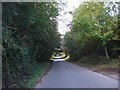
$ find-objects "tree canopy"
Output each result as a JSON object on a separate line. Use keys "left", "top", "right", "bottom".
{"left": 2, "top": 2, "right": 61, "bottom": 88}
{"left": 63, "top": 2, "right": 119, "bottom": 62}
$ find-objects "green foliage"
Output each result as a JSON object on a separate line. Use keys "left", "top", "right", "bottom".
{"left": 73, "top": 57, "right": 118, "bottom": 69}
{"left": 63, "top": 2, "right": 119, "bottom": 61}
{"left": 76, "top": 55, "right": 109, "bottom": 65}
{"left": 25, "top": 63, "right": 50, "bottom": 88}
{"left": 2, "top": 2, "right": 61, "bottom": 88}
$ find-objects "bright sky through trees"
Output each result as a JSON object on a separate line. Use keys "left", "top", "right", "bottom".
{"left": 56, "top": 0, "right": 119, "bottom": 36}
{"left": 57, "top": 0, "right": 81, "bottom": 35}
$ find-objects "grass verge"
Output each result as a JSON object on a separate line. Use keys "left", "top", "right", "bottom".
{"left": 24, "top": 62, "right": 52, "bottom": 88}
{"left": 74, "top": 60, "right": 118, "bottom": 69}
{"left": 70, "top": 55, "right": 119, "bottom": 80}
{"left": 71, "top": 55, "right": 118, "bottom": 68}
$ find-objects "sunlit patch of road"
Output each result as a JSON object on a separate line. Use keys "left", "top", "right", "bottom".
{"left": 54, "top": 59, "right": 65, "bottom": 62}
{"left": 53, "top": 54, "right": 65, "bottom": 62}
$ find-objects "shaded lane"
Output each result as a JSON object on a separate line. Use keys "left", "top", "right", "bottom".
{"left": 36, "top": 61, "right": 118, "bottom": 88}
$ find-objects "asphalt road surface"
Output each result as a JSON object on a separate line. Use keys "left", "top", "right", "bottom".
{"left": 36, "top": 61, "right": 118, "bottom": 88}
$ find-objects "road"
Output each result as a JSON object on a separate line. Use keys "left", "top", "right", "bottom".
{"left": 36, "top": 61, "right": 118, "bottom": 88}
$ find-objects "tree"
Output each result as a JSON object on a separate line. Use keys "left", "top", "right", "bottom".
{"left": 63, "top": 2, "right": 119, "bottom": 61}
{"left": 2, "top": 2, "right": 61, "bottom": 88}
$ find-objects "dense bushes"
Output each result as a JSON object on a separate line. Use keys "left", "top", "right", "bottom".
{"left": 2, "top": 2, "right": 61, "bottom": 88}
{"left": 63, "top": 2, "right": 119, "bottom": 62}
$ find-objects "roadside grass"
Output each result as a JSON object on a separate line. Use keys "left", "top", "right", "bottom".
{"left": 77, "top": 60, "right": 118, "bottom": 69}
{"left": 23, "top": 62, "right": 51, "bottom": 88}
{"left": 70, "top": 55, "right": 119, "bottom": 69}
{"left": 70, "top": 56, "right": 119, "bottom": 80}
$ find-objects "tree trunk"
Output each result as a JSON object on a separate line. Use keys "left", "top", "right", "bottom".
{"left": 104, "top": 46, "right": 109, "bottom": 60}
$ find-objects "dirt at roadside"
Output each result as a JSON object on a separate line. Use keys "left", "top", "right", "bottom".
{"left": 84, "top": 66, "right": 119, "bottom": 80}
{"left": 71, "top": 61, "right": 119, "bottom": 80}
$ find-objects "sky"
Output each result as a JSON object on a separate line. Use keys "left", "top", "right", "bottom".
{"left": 56, "top": 0, "right": 82, "bottom": 35}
